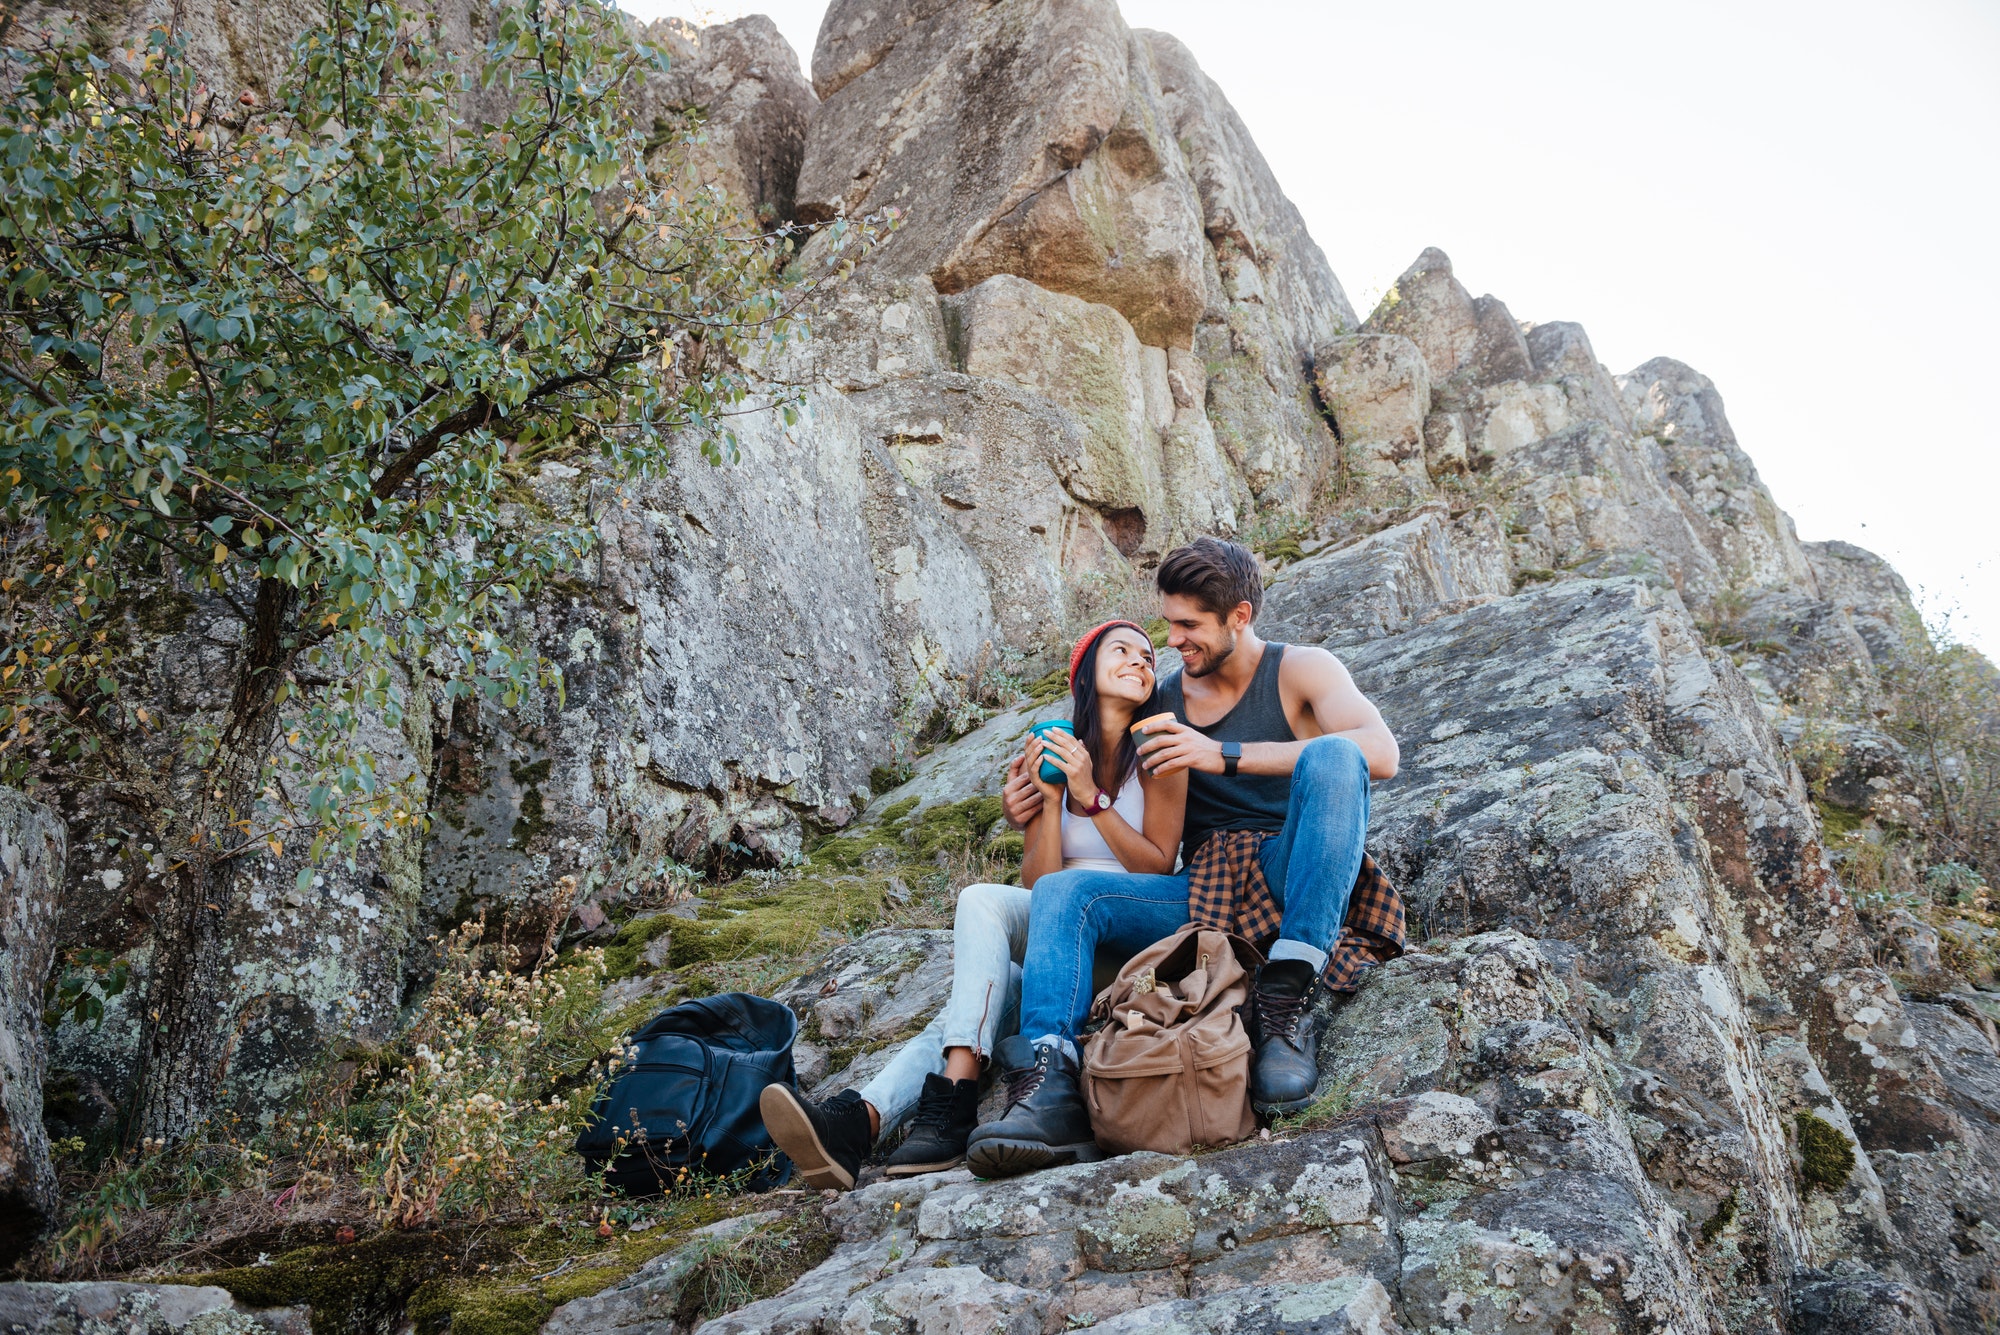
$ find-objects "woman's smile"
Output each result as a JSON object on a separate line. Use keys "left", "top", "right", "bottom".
{"left": 1092, "top": 628, "right": 1157, "bottom": 705}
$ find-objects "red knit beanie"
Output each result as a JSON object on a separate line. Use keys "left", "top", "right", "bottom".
{"left": 1068, "top": 620, "right": 1149, "bottom": 689}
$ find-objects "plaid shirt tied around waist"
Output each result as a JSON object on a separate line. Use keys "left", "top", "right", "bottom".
{"left": 1183, "top": 829, "right": 1405, "bottom": 993}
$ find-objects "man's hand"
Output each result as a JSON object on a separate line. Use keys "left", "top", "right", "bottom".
{"left": 1002, "top": 753, "right": 1045, "bottom": 828}
{"left": 1032, "top": 730, "right": 1101, "bottom": 808}
{"left": 1136, "top": 719, "right": 1225, "bottom": 777}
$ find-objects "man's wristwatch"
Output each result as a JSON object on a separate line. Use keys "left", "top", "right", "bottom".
{"left": 1221, "top": 741, "right": 1241, "bottom": 776}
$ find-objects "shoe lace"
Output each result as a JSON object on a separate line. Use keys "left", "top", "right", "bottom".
{"left": 1001, "top": 1048, "right": 1052, "bottom": 1112}
{"left": 1255, "top": 984, "right": 1309, "bottom": 1045}
{"left": 909, "top": 1081, "right": 960, "bottom": 1131}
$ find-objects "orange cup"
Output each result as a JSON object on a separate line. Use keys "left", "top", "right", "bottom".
{"left": 1130, "top": 712, "right": 1177, "bottom": 773}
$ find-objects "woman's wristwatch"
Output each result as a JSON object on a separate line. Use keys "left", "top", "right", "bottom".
{"left": 1089, "top": 789, "right": 1113, "bottom": 813}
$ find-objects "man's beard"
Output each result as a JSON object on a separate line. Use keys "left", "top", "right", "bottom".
{"left": 1183, "top": 632, "right": 1236, "bottom": 678}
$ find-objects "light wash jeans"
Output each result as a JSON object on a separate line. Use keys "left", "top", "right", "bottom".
{"left": 855, "top": 881, "right": 1029, "bottom": 1142}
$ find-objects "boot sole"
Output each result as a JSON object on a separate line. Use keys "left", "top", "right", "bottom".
{"left": 881, "top": 1153, "right": 965, "bottom": 1178}
{"left": 965, "top": 1135, "right": 1103, "bottom": 1180}
{"left": 759, "top": 1085, "right": 855, "bottom": 1191}
{"left": 1252, "top": 1094, "right": 1315, "bottom": 1116}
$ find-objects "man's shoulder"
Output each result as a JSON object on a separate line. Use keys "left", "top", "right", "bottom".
{"left": 1275, "top": 642, "right": 1358, "bottom": 702}
{"left": 1275, "top": 642, "right": 1346, "bottom": 675}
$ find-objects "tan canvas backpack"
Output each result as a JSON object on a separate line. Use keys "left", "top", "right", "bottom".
{"left": 1079, "top": 927, "right": 1262, "bottom": 1155}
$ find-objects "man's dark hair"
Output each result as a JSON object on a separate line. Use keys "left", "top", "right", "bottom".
{"left": 1156, "top": 537, "right": 1262, "bottom": 621}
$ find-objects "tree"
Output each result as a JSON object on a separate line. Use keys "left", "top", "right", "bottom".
{"left": 0, "top": 0, "right": 873, "bottom": 1142}
{"left": 1882, "top": 611, "right": 2000, "bottom": 885}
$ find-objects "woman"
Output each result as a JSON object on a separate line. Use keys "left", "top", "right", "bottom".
{"left": 760, "top": 620, "right": 1187, "bottom": 1190}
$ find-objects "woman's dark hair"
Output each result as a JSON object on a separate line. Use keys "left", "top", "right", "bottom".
{"left": 1156, "top": 537, "right": 1262, "bottom": 621}
{"left": 1070, "top": 631, "right": 1158, "bottom": 799}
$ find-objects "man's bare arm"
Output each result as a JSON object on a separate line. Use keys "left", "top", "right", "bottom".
{"left": 1137, "top": 646, "right": 1399, "bottom": 780}
{"left": 1273, "top": 646, "right": 1398, "bottom": 777}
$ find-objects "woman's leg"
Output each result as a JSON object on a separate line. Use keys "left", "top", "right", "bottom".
{"left": 946, "top": 960, "right": 1022, "bottom": 1079}
{"left": 855, "top": 882, "right": 1029, "bottom": 1139}
{"left": 937, "top": 882, "right": 1031, "bottom": 1058}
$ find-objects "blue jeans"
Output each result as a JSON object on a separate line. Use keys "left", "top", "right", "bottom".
{"left": 1016, "top": 735, "right": 1372, "bottom": 1043}
{"left": 856, "top": 881, "right": 1028, "bottom": 1141}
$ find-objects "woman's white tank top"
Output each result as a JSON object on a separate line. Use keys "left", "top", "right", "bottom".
{"left": 1059, "top": 772, "right": 1147, "bottom": 872}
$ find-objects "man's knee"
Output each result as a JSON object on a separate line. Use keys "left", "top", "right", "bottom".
{"left": 1027, "top": 869, "right": 1086, "bottom": 919}
{"left": 1297, "top": 734, "right": 1368, "bottom": 791}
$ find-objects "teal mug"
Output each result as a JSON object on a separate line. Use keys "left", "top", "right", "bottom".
{"left": 1030, "top": 719, "right": 1076, "bottom": 784}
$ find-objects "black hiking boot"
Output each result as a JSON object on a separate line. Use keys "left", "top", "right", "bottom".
{"left": 1250, "top": 958, "right": 1324, "bottom": 1115}
{"left": 760, "top": 1085, "right": 872, "bottom": 1191}
{"left": 882, "top": 1073, "right": 981, "bottom": 1178}
{"left": 964, "top": 1035, "right": 1102, "bottom": 1179}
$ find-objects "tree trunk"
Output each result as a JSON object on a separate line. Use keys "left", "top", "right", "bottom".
{"left": 130, "top": 577, "right": 295, "bottom": 1144}
{"left": 131, "top": 852, "right": 238, "bottom": 1142}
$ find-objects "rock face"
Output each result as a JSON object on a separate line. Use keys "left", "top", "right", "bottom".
{"left": 696, "top": 1132, "right": 1404, "bottom": 1334}
{"left": 0, "top": 1281, "right": 309, "bottom": 1335}
{"left": 1257, "top": 505, "right": 1513, "bottom": 649}
{"left": 0, "top": 791, "right": 65, "bottom": 1266}
{"left": 798, "top": 0, "right": 1209, "bottom": 348}
{"left": 9, "top": 0, "right": 1995, "bottom": 1322}
{"left": 633, "top": 16, "right": 816, "bottom": 223}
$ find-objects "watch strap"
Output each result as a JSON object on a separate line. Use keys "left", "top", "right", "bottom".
{"left": 1222, "top": 741, "right": 1242, "bottom": 776}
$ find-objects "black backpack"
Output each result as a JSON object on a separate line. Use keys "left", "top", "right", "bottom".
{"left": 576, "top": 992, "right": 798, "bottom": 1194}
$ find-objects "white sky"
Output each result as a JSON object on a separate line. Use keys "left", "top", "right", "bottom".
{"left": 627, "top": 0, "right": 2000, "bottom": 657}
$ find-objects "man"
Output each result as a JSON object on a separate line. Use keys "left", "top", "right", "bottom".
{"left": 964, "top": 537, "right": 1404, "bottom": 1177}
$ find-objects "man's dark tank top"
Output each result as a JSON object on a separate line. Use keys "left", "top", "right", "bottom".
{"left": 1157, "top": 642, "right": 1295, "bottom": 861}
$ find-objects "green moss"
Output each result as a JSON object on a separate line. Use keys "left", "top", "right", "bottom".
{"left": 1258, "top": 534, "right": 1306, "bottom": 567}
{"left": 408, "top": 1283, "right": 548, "bottom": 1335}
{"left": 986, "top": 831, "right": 1025, "bottom": 867}
{"left": 1024, "top": 668, "right": 1069, "bottom": 704}
{"left": 1513, "top": 568, "right": 1560, "bottom": 588}
{"left": 667, "top": 876, "right": 887, "bottom": 967}
{"left": 909, "top": 796, "right": 1006, "bottom": 861}
{"left": 188, "top": 1229, "right": 463, "bottom": 1335}
{"left": 603, "top": 912, "right": 677, "bottom": 980}
{"left": 1795, "top": 1111, "right": 1855, "bottom": 1193}
{"left": 189, "top": 1205, "right": 749, "bottom": 1335}
{"left": 1814, "top": 801, "right": 1866, "bottom": 842}
{"left": 1699, "top": 1189, "right": 1738, "bottom": 1246}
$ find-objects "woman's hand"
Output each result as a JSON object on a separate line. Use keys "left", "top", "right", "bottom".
{"left": 1034, "top": 730, "right": 1101, "bottom": 810}
{"left": 1022, "top": 734, "right": 1068, "bottom": 808}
